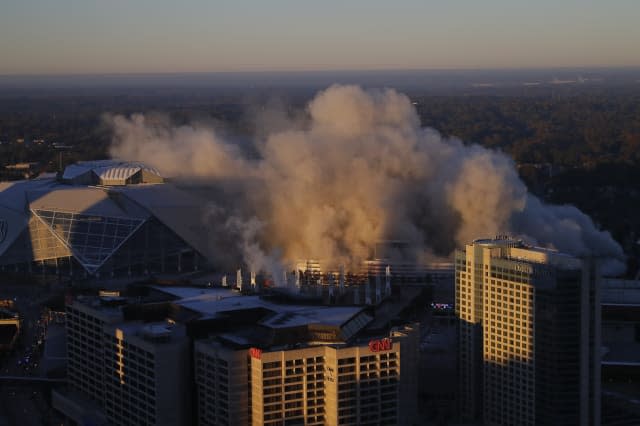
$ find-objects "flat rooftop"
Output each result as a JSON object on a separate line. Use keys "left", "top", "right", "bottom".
{"left": 602, "top": 279, "right": 640, "bottom": 306}
{"left": 470, "top": 238, "right": 581, "bottom": 270}
{"left": 153, "top": 286, "right": 366, "bottom": 329}
{"left": 261, "top": 306, "right": 365, "bottom": 329}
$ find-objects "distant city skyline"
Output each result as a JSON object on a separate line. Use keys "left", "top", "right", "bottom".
{"left": 1, "top": 0, "right": 639, "bottom": 75}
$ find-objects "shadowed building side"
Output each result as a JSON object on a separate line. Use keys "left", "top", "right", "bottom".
{"left": 456, "top": 237, "right": 600, "bottom": 426}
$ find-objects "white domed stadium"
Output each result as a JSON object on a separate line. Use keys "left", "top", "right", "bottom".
{"left": 60, "top": 160, "right": 164, "bottom": 186}
{"left": 0, "top": 160, "right": 211, "bottom": 278}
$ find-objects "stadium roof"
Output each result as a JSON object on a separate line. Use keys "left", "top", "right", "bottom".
{"left": 62, "top": 160, "right": 162, "bottom": 185}
{"left": 0, "top": 162, "right": 211, "bottom": 274}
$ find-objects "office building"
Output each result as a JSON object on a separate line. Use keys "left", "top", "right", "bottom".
{"left": 55, "top": 296, "right": 191, "bottom": 426}
{"left": 599, "top": 278, "right": 640, "bottom": 424}
{"left": 185, "top": 284, "right": 419, "bottom": 426}
{"left": 456, "top": 237, "right": 600, "bottom": 426}
{"left": 195, "top": 325, "right": 418, "bottom": 426}
{"left": 601, "top": 278, "right": 640, "bottom": 372}
{"left": 55, "top": 285, "right": 420, "bottom": 426}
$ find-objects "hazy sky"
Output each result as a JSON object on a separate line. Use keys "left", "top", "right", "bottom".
{"left": 1, "top": 0, "right": 639, "bottom": 75}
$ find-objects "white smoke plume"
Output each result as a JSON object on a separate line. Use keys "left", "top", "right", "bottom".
{"left": 106, "top": 85, "right": 625, "bottom": 275}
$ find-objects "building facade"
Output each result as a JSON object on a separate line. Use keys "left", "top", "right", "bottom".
{"left": 55, "top": 297, "right": 191, "bottom": 426}
{"left": 456, "top": 238, "right": 600, "bottom": 426}
{"left": 195, "top": 325, "right": 418, "bottom": 426}
{"left": 55, "top": 286, "right": 421, "bottom": 426}
{"left": 194, "top": 340, "right": 251, "bottom": 426}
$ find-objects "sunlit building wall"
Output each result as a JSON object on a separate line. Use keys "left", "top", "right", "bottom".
{"left": 103, "top": 322, "right": 190, "bottom": 426}
{"left": 455, "top": 238, "right": 600, "bottom": 426}
{"left": 60, "top": 298, "right": 191, "bottom": 426}
{"left": 194, "top": 325, "right": 419, "bottom": 426}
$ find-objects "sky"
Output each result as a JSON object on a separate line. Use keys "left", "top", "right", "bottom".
{"left": 1, "top": 0, "right": 639, "bottom": 75}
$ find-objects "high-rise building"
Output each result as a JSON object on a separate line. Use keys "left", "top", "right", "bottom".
{"left": 54, "top": 285, "right": 421, "bottom": 426}
{"left": 600, "top": 279, "right": 640, "bottom": 425}
{"left": 54, "top": 296, "right": 192, "bottom": 426}
{"left": 455, "top": 237, "right": 600, "bottom": 426}
{"left": 195, "top": 325, "right": 418, "bottom": 426}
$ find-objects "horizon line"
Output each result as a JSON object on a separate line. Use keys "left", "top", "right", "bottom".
{"left": 2, "top": 65, "right": 640, "bottom": 79}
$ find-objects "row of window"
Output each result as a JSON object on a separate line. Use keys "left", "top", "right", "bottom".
{"left": 262, "top": 356, "right": 325, "bottom": 371}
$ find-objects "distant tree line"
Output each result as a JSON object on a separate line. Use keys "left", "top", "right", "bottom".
{"left": 1, "top": 89, "right": 639, "bottom": 169}
{"left": 414, "top": 92, "right": 640, "bottom": 166}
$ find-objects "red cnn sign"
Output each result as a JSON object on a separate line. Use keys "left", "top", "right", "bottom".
{"left": 369, "top": 338, "right": 392, "bottom": 352}
{"left": 249, "top": 347, "right": 262, "bottom": 360}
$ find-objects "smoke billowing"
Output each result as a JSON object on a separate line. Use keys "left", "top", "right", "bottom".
{"left": 106, "top": 85, "right": 625, "bottom": 274}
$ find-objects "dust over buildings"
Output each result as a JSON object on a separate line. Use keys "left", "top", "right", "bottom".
{"left": 106, "top": 85, "right": 625, "bottom": 276}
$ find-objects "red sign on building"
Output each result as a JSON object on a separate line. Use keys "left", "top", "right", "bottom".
{"left": 369, "top": 338, "right": 393, "bottom": 352}
{"left": 249, "top": 347, "right": 262, "bottom": 360}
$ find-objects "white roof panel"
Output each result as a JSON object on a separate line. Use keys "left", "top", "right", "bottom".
{"left": 63, "top": 160, "right": 162, "bottom": 183}
{"left": 62, "top": 163, "right": 92, "bottom": 180}
{"left": 0, "top": 179, "right": 56, "bottom": 213}
{"left": 95, "top": 165, "right": 141, "bottom": 182}
{"left": 119, "top": 184, "right": 210, "bottom": 256}
{"left": 28, "top": 186, "right": 149, "bottom": 219}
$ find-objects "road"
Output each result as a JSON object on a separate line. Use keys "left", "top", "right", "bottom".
{"left": 0, "top": 280, "right": 67, "bottom": 425}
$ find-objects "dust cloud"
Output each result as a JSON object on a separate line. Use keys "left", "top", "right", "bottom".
{"left": 106, "top": 85, "right": 625, "bottom": 275}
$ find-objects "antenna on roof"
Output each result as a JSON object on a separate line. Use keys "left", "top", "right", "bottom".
{"left": 385, "top": 265, "right": 391, "bottom": 296}
{"left": 236, "top": 269, "right": 243, "bottom": 291}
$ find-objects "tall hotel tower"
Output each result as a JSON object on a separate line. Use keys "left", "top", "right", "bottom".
{"left": 455, "top": 237, "right": 600, "bottom": 426}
